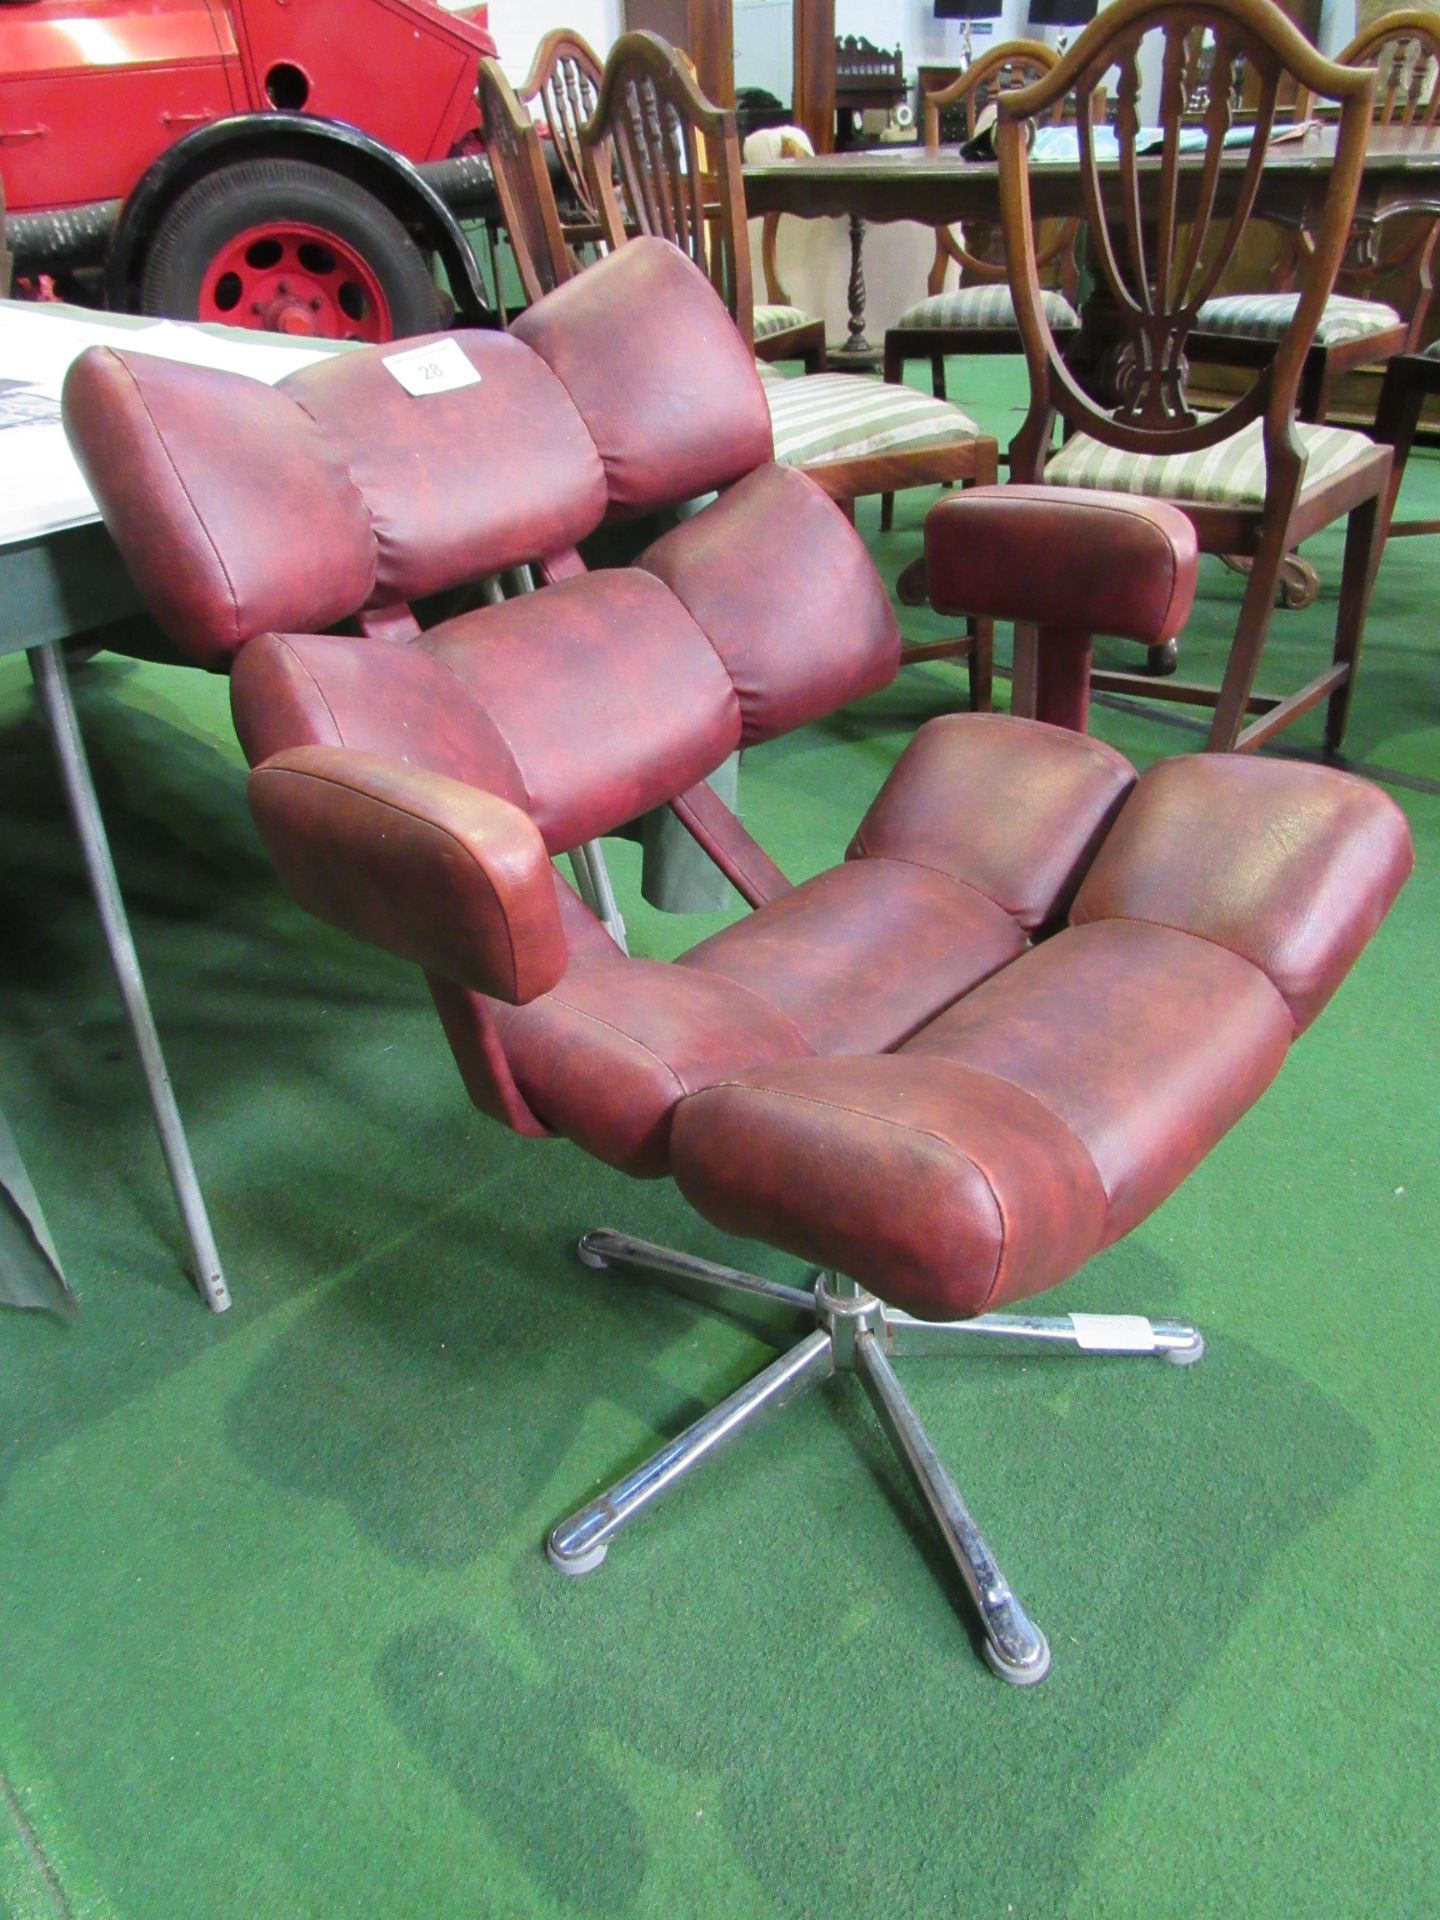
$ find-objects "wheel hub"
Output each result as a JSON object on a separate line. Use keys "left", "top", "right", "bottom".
{"left": 196, "top": 221, "right": 393, "bottom": 342}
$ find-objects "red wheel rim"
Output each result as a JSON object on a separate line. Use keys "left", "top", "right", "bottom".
{"left": 196, "top": 220, "right": 394, "bottom": 341}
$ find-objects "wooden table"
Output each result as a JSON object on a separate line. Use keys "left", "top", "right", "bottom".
{"left": 743, "top": 123, "right": 1440, "bottom": 235}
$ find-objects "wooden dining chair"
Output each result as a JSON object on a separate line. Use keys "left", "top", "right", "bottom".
{"left": 882, "top": 43, "right": 1083, "bottom": 405}
{"left": 515, "top": 29, "right": 608, "bottom": 261}
{"left": 997, "top": 0, "right": 1392, "bottom": 756}
{"left": 1191, "top": 11, "right": 1440, "bottom": 424}
{"left": 479, "top": 59, "right": 573, "bottom": 305}
{"left": 581, "top": 30, "right": 1000, "bottom": 699}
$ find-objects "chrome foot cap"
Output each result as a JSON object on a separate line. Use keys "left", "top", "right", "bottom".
{"left": 547, "top": 1533, "right": 608, "bottom": 1577}
{"left": 1165, "top": 1333, "right": 1206, "bottom": 1366}
{"left": 982, "top": 1631, "right": 1051, "bottom": 1687}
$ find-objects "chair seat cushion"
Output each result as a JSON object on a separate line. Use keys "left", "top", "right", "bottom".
{"left": 754, "top": 302, "right": 820, "bottom": 340}
{"left": 670, "top": 912, "right": 1292, "bottom": 1317}
{"left": 680, "top": 857, "right": 1027, "bottom": 1056}
{"left": 763, "top": 372, "right": 980, "bottom": 467}
{"left": 1044, "top": 417, "right": 1376, "bottom": 508}
{"left": 893, "top": 286, "right": 1080, "bottom": 332}
{"left": 671, "top": 1054, "right": 1109, "bottom": 1320}
{"left": 901, "top": 919, "right": 1293, "bottom": 1245}
{"left": 492, "top": 955, "right": 814, "bottom": 1177}
{"left": 1195, "top": 292, "right": 1403, "bottom": 348}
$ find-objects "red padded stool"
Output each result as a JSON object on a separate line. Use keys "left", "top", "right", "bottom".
{"left": 61, "top": 238, "right": 1412, "bottom": 1685}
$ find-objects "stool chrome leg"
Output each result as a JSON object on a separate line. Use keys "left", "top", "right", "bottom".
{"left": 854, "top": 1330, "right": 1051, "bottom": 1687}
{"left": 547, "top": 1327, "right": 833, "bottom": 1575}
{"left": 883, "top": 1307, "right": 1204, "bottom": 1366}
{"left": 578, "top": 1229, "right": 819, "bottom": 1315}
{"left": 566, "top": 840, "right": 628, "bottom": 953}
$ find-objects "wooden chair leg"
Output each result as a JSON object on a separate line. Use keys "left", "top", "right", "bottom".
{"left": 1297, "top": 347, "right": 1328, "bottom": 424}
{"left": 1374, "top": 360, "right": 1427, "bottom": 531}
{"left": 1207, "top": 528, "right": 1289, "bottom": 751}
{"left": 1324, "top": 490, "right": 1386, "bottom": 756}
{"left": 879, "top": 338, "right": 907, "bottom": 534}
{"left": 931, "top": 352, "right": 947, "bottom": 400}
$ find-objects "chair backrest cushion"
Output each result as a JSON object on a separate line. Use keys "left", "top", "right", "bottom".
{"left": 512, "top": 239, "right": 772, "bottom": 518}
{"left": 62, "top": 240, "right": 773, "bottom": 669}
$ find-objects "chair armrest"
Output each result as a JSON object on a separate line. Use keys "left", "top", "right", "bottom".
{"left": 247, "top": 746, "right": 567, "bottom": 1005}
{"left": 924, "top": 485, "right": 1197, "bottom": 646}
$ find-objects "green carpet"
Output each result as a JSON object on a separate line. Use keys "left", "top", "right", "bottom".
{"left": 1, "top": 360, "right": 1436, "bottom": 1919}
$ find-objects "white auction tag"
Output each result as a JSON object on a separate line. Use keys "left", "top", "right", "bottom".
{"left": 1068, "top": 1313, "right": 1157, "bottom": 1353}
{"left": 381, "top": 337, "right": 482, "bottom": 397}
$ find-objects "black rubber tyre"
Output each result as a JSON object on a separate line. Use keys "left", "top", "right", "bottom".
{"left": 138, "top": 157, "right": 443, "bottom": 341}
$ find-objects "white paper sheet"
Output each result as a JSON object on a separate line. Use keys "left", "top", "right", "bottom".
{"left": 0, "top": 303, "right": 348, "bottom": 546}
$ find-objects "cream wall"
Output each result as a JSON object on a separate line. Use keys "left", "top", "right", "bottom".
{"left": 486, "top": 0, "right": 623, "bottom": 79}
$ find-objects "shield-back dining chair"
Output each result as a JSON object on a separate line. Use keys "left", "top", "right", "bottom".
{"left": 1191, "top": 10, "right": 1440, "bottom": 425}
{"left": 997, "top": 0, "right": 1393, "bottom": 755}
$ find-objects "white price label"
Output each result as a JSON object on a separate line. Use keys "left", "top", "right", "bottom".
{"left": 1068, "top": 1313, "right": 1157, "bottom": 1354}
{"left": 381, "top": 337, "right": 482, "bottom": 397}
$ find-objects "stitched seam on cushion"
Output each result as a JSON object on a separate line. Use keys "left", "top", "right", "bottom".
{"left": 691, "top": 1081, "right": 1010, "bottom": 1306}
{"left": 285, "top": 388, "right": 382, "bottom": 608}
{"left": 1071, "top": 911, "right": 1300, "bottom": 1036}
{"left": 903, "top": 1059, "right": 1108, "bottom": 1223}
{"left": 632, "top": 563, "right": 751, "bottom": 737}
{"left": 545, "top": 980, "right": 810, "bottom": 1099}
{"left": 844, "top": 849, "right": 1041, "bottom": 929}
{"left": 266, "top": 638, "right": 345, "bottom": 746}
{"left": 114, "top": 354, "right": 244, "bottom": 649}
{"left": 262, "top": 764, "right": 525, "bottom": 996}
{"left": 667, "top": 958, "right": 812, "bottom": 1056}
{"left": 415, "top": 644, "right": 532, "bottom": 813}
{"left": 535, "top": 994, "right": 688, "bottom": 1100}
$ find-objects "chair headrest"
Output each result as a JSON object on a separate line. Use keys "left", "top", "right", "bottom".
{"left": 62, "top": 239, "right": 774, "bottom": 670}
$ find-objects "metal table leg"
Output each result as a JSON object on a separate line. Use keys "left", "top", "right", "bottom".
{"left": 29, "top": 642, "right": 231, "bottom": 1312}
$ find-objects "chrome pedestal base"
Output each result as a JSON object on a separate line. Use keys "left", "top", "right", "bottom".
{"left": 548, "top": 1229, "right": 1205, "bottom": 1686}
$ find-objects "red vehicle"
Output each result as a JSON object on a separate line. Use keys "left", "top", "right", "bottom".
{"left": 0, "top": 0, "right": 501, "bottom": 338}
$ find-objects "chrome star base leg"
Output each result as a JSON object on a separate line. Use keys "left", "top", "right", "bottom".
{"left": 551, "top": 1232, "right": 1205, "bottom": 1685}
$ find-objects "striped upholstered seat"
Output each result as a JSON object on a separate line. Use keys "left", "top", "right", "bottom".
{"left": 893, "top": 286, "right": 1080, "bottom": 333}
{"left": 754, "top": 302, "right": 816, "bottom": 342}
{"left": 1196, "top": 292, "right": 1404, "bottom": 349}
{"left": 759, "top": 369, "right": 982, "bottom": 468}
{"left": 1045, "top": 417, "right": 1376, "bottom": 509}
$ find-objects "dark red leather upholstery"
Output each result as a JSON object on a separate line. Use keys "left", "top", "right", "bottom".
{"left": 61, "top": 237, "right": 1414, "bottom": 1329}
{"left": 925, "top": 486, "right": 1198, "bottom": 644}
{"left": 283, "top": 333, "right": 608, "bottom": 604}
{"left": 512, "top": 239, "right": 773, "bottom": 516}
{"left": 62, "top": 347, "right": 377, "bottom": 669}
{"left": 249, "top": 747, "right": 566, "bottom": 1004}
{"left": 847, "top": 715, "right": 1136, "bottom": 932}
{"left": 638, "top": 464, "right": 900, "bottom": 743}
{"left": 61, "top": 238, "right": 775, "bottom": 671}
{"left": 670, "top": 1056, "right": 1109, "bottom": 1320}
{"left": 1070, "top": 754, "right": 1413, "bottom": 1033}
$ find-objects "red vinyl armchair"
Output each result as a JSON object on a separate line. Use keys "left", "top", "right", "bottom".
{"left": 62, "top": 240, "right": 1411, "bottom": 1684}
